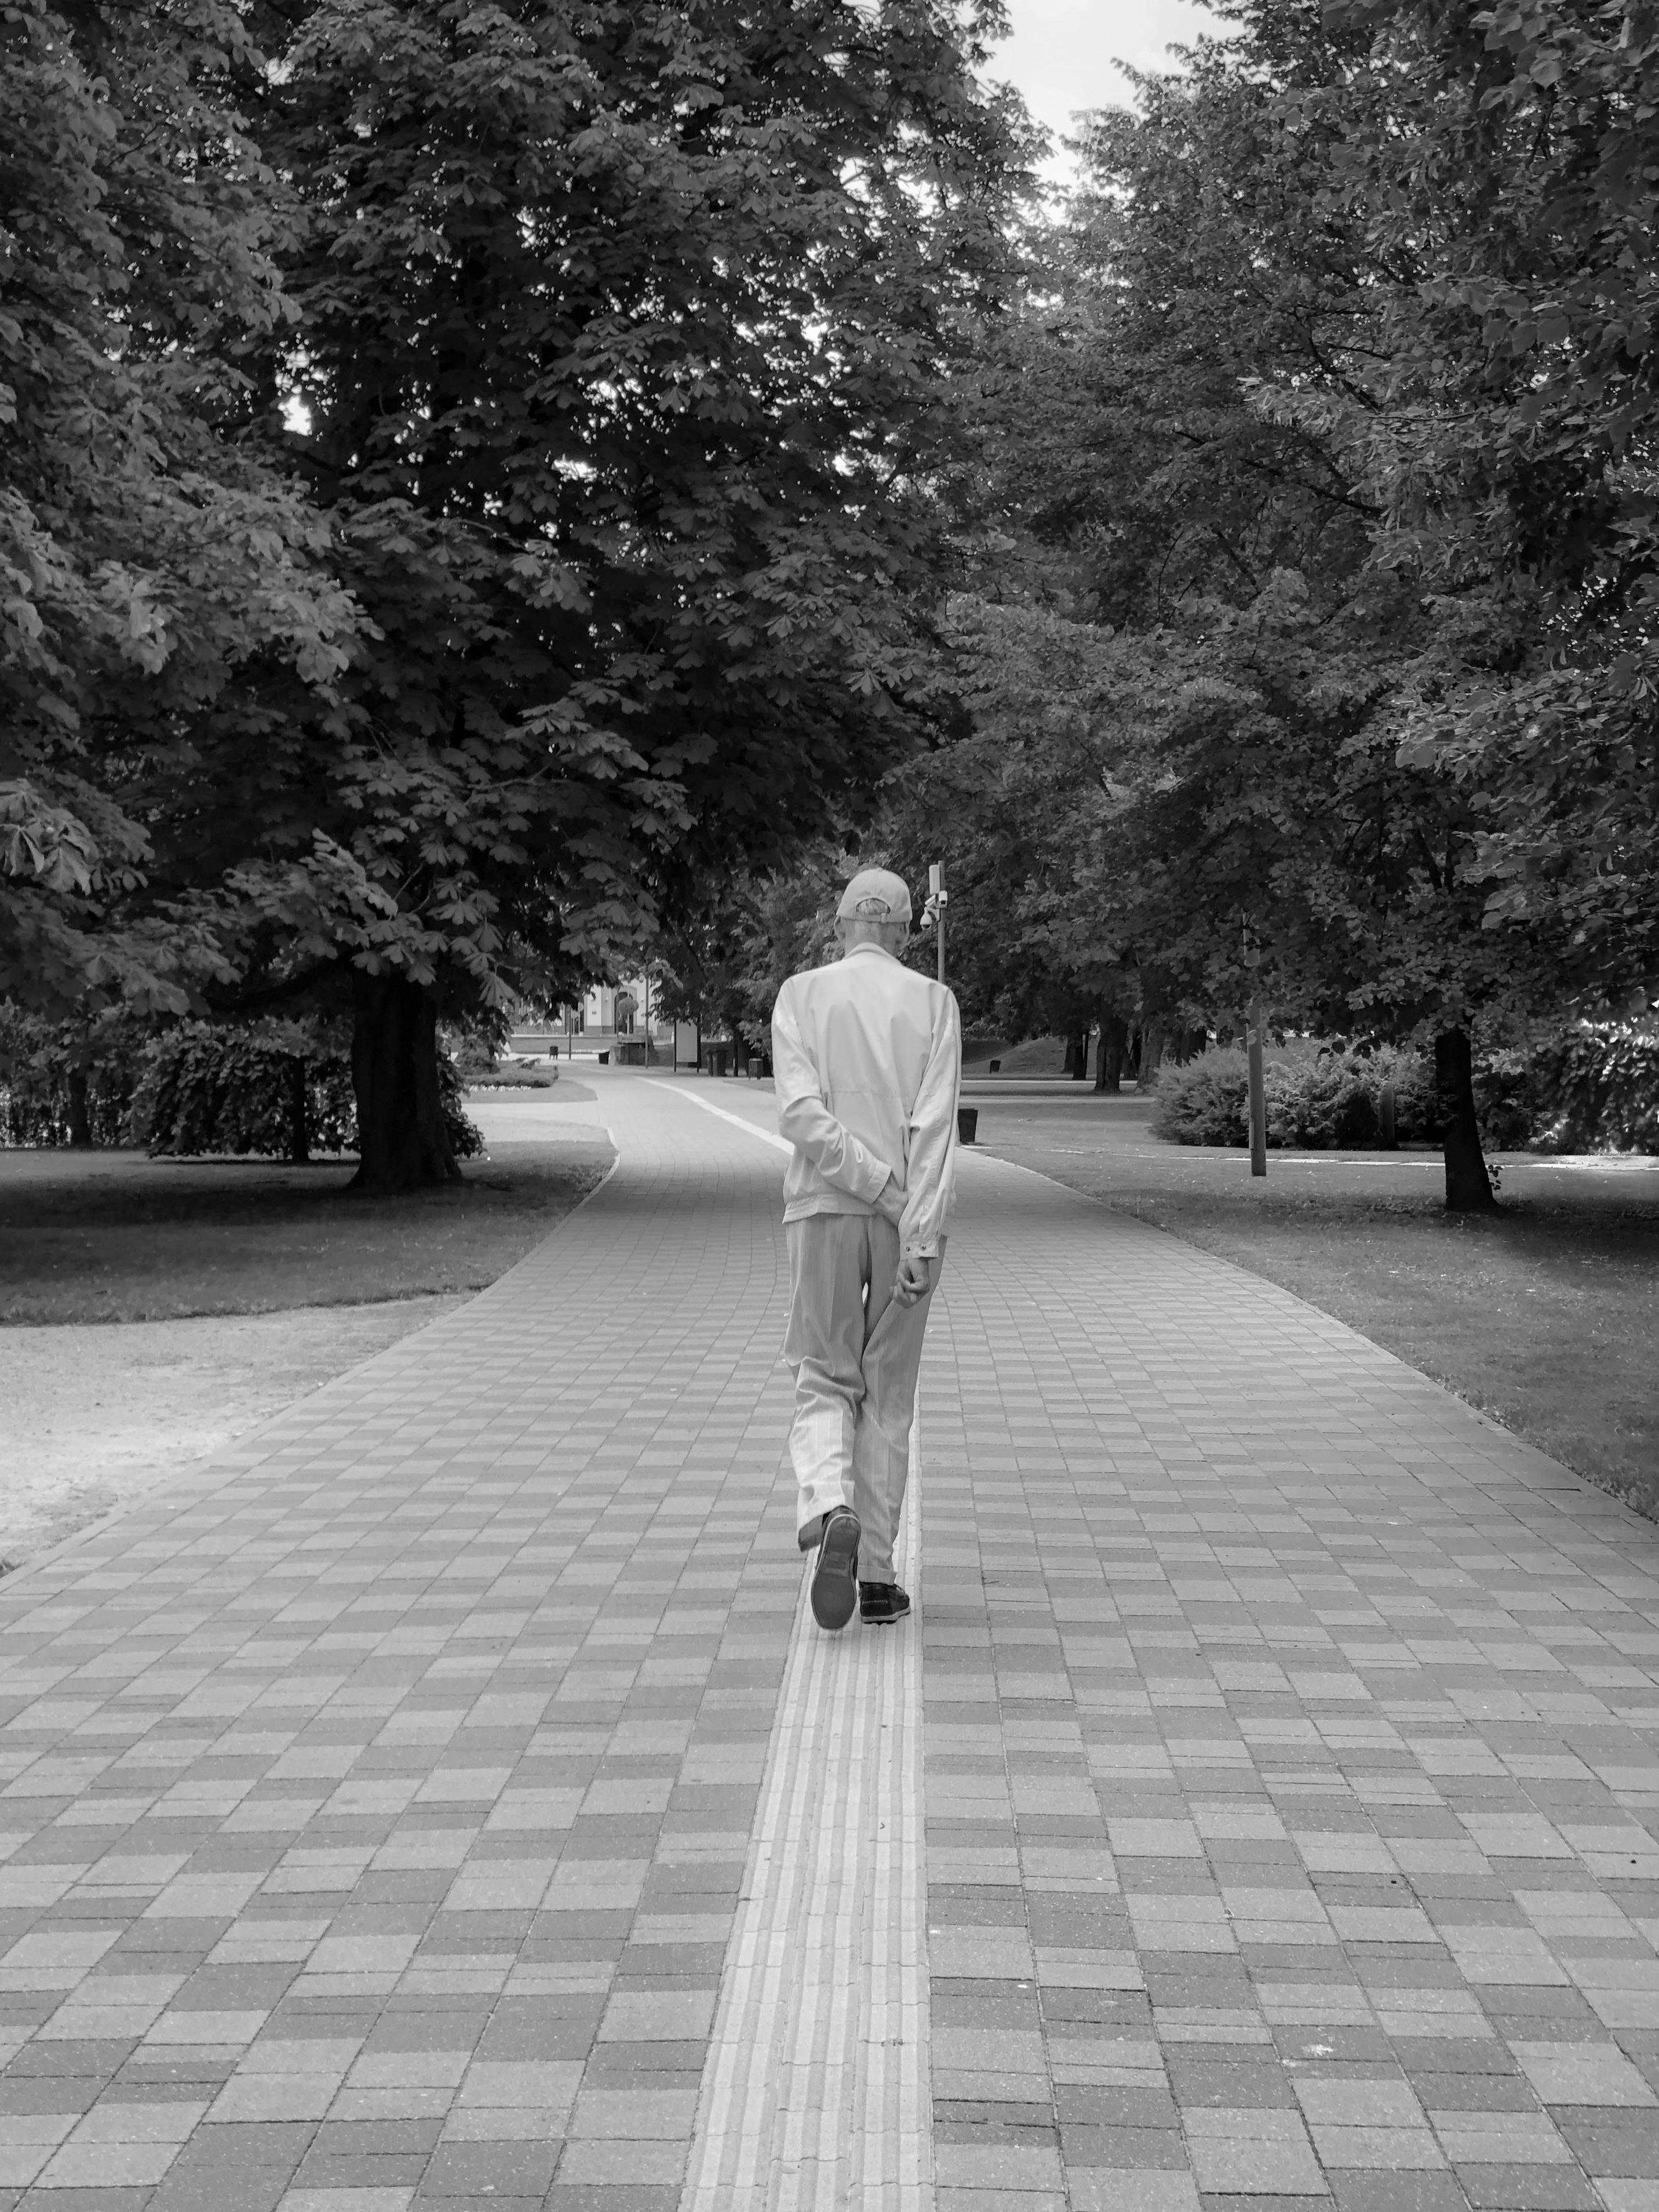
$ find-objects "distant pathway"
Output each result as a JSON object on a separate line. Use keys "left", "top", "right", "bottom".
{"left": 2, "top": 1072, "right": 1658, "bottom": 2212}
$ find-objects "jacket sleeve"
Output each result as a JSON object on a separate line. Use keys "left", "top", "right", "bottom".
{"left": 899, "top": 987, "right": 961, "bottom": 1259}
{"left": 772, "top": 981, "right": 895, "bottom": 1202}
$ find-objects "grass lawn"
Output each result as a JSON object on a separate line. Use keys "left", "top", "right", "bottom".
{"left": 0, "top": 1088, "right": 612, "bottom": 1325}
{"left": 975, "top": 1089, "right": 1659, "bottom": 1515}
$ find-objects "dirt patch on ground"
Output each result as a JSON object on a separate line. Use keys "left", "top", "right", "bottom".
{"left": 0, "top": 1296, "right": 465, "bottom": 1562}
{"left": 0, "top": 1104, "right": 614, "bottom": 1561}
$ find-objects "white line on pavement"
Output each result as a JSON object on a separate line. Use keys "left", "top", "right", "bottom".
{"left": 645, "top": 1079, "right": 792, "bottom": 1154}
{"left": 680, "top": 1432, "right": 931, "bottom": 2211}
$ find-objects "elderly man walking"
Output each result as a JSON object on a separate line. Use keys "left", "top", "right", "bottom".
{"left": 771, "top": 868, "right": 961, "bottom": 1632}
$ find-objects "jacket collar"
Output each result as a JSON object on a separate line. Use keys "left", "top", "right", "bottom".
{"left": 844, "top": 941, "right": 899, "bottom": 964}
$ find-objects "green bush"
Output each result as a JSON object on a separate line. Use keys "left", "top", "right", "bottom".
{"left": 450, "top": 1033, "right": 499, "bottom": 1083}
{"left": 1151, "top": 1046, "right": 1252, "bottom": 1145}
{"left": 1472, "top": 1023, "right": 1658, "bottom": 1153}
{"left": 127, "top": 1023, "right": 483, "bottom": 1161}
{"left": 0, "top": 1011, "right": 136, "bottom": 1146}
{"left": 1270, "top": 1043, "right": 1438, "bottom": 1148}
{"left": 1151, "top": 1026, "right": 1658, "bottom": 1153}
{"left": 1533, "top": 1023, "right": 1659, "bottom": 1154}
{"left": 129, "top": 1023, "right": 354, "bottom": 1158}
{"left": 1154, "top": 1042, "right": 1438, "bottom": 1149}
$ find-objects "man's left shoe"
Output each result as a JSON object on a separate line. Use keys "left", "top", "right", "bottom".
{"left": 859, "top": 1581, "right": 911, "bottom": 1626}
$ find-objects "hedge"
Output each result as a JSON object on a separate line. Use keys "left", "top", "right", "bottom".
{"left": 0, "top": 1011, "right": 136, "bottom": 1146}
{"left": 1153, "top": 1043, "right": 1439, "bottom": 1149}
{"left": 128, "top": 1023, "right": 483, "bottom": 1162}
{"left": 1481, "top": 1022, "right": 1659, "bottom": 1154}
{"left": 1151, "top": 1026, "right": 1659, "bottom": 1153}
{"left": 128, "top": 1024, "right": 357, "bottom": 1160}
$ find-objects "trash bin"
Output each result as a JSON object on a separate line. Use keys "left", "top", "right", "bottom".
{"left": 748, "top": 1057, "right": 763, "bottom": 1079}
{"left": 988, "top": 1058, "right": 1001, "bottom": 1074}
{"left": 957, "top": 1106, "right": 978, "bottom": 1145}
{"left": 597, "top": 1049, "right": 610, "bottom": 1065}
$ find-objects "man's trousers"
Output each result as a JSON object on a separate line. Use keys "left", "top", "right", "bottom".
{"left": 783, "top": 1212, "right": 942, "bottom": 1584}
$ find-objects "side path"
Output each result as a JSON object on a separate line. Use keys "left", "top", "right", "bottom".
{"left": 0, "top": 1077, "right": 810, "bottom": 2210}
{"left": 927, "top": 1150, "right": 1659, "bottom": 2212}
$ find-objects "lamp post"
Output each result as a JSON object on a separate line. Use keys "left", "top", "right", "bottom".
{"left": 1244, "top": 927, "right": 1266, "bottom": 1179}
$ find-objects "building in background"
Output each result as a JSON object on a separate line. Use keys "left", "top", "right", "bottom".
{"left": 510, "top": 977, "right": 695, "bottom": 1066}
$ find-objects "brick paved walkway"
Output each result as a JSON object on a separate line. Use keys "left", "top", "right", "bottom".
{"left": 4, "top": 1072, "right": 1659, "bottom": 2212}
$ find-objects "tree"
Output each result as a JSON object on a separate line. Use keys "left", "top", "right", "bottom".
{"left": 891, "top": 0, "right": 1583, "bottom": 1206}
{"left": 1, "top": 0, "right": 359, "bottom": 1029}
{"left": 212, "top": 0, "right": 1030, "bottom": 1187}
{"left": 1301, "top": 0, "right": 1659, "bottom": 1019}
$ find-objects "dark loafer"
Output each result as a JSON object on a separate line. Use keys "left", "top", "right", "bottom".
{"left": 859, "top": 1581, "right": 911, "bottom": 1626}
{"left": 810, "top": 1508, "right": 861, "bottom": 1631}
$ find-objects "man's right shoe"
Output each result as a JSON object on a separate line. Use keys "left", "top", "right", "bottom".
{"left": 859, "top": 1581, "right": 911, "bottom": 1626}
{"left": 810, "top": 1507, "right": 861, "bottom": 1631}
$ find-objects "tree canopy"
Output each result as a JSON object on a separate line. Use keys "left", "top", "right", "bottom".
{"left": 1, "top": 0, "right": 356, "bottom": 1019}
{"left": 3, "top": 0, "right": 1030, "bottom": 1182}
{"left": 854, "top": 0, "right": 1656, "bottom": 1204}
{"left": 4, "top": 0, "right": 1654, "bottom": 1198}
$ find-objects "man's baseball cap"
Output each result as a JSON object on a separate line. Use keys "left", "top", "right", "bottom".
{"left": 835, "top": 867, "right": 913, "bottom": 921}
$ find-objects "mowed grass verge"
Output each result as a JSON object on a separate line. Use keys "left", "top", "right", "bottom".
{"left": 0, "top": 1092, "right": 612, "bottom": 1325}
{"left": 975, "top": 1091, "right": 1659, "bottom": 1517}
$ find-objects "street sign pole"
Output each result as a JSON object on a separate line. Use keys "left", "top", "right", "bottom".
{"left": 928, "top": 861, "right": 946, "bottom": 985}
{"left": 1248, "top": 994, "right": 1267, "bottom": 1178}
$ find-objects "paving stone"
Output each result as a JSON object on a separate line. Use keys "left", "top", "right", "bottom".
{"left": 0, "top": 1085, "right": 785, "bottom": 2210}
{"left": 9, "top": 1074, "right": 1659, "bottom": 2211}
{"left": 918, "top": 1138, "right": 1659, "bottom": 2212}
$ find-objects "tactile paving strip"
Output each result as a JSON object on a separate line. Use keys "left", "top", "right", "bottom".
{"left": 681, "top": 1440, "right": 930, "bottom": 2211}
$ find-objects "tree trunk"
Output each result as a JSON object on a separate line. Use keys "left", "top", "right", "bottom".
{"left": 287, "top": 1056, "right": 311, "bottom": 1166}
{"left": 1138, "top": 1022, "right": 1166, "bottom": 1085}
{"left": 1095, "top": 1011, "right": 1127, "bottom": 1093}
{"left": 349, "top": 970, "right": 461, "bottom": 1193}
{"left": 1069, "top": 1028, "right": 1089, "bottom": 1080}
{"left": 65, "top": 1067, "right": 93, "bottom": 1149}
{"left": 1434, "top": 1026, "right": 1497, "bottom": 1212}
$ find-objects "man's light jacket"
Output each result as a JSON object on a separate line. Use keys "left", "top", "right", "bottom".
{"left": 771, "top": 941, "right": 961, "bottom": 1259}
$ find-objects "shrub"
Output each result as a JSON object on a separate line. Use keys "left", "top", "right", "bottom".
{"left": 0, "top": 1011, "right": 137, "bottom": 1146}
{"left": 1532, "top": 1022, "right": 1659, "bottom": 1154}
{"left": 1472, "top": 1049, "right": 1536, "bottom": 1151}
{"left": 1151, "top": 1047, "right": 1251, "bottom": 1145}
{"left": 1266, "top": 1054, "right": 1374, "bottom": 1148}
{"left": 129, "top": 1023, "right": 353, "bottom": 1159}
{"left": 1373, "top": 1044, "right": 1440, "bottom": 1143}
{"left": 450, "top": 1033, "right": 499, "bottom": 1083}
{"left": 127, "top": 1023, "right": 483, "bottom": 1162}
{"left": 1154, "top": 1041, "right": 1438, "bottom": 1149}
{"left": 1152, "top": 1026, "right": 1659, "bottom": 1154}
